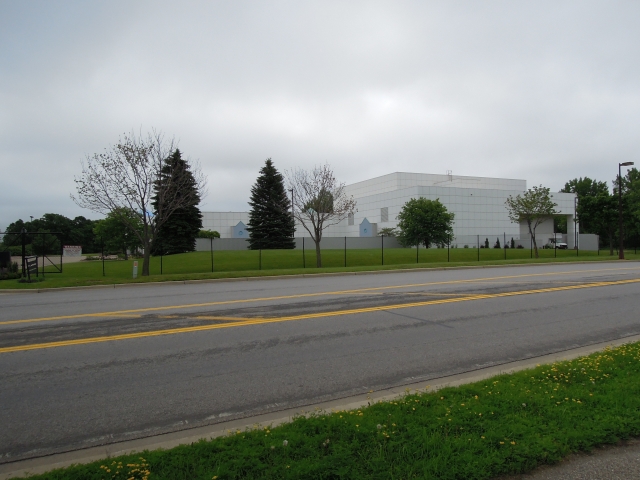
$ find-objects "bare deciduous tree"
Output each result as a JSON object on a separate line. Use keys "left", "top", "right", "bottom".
{"left": 71, "top": 130, "right": 207, "bottom": 276}
{"left": 287, "top": 164, "right": 356, "bottom": 267}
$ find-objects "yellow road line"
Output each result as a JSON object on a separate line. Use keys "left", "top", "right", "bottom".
{"left": 2, "top": 266, "right": 639, "bottom": 327}
{"left": 159, "top": 315, "right": 257, "bottom": 322}
{"left": 1, "top": 277, "right": 638, "bottom": 355}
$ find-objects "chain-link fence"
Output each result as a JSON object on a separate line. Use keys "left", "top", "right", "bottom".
{"left": 0, "top": 230, "right": 63, "bottom": 279}
{"left": 6, "top": 231, "right": 616, "bottom": 280}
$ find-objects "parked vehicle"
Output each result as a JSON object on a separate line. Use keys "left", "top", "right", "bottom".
{"left": 546, "top": 236, "right": 568, "bottom": 249}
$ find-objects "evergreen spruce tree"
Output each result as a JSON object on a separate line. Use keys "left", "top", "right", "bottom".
{"left": 247, "top": 158, "right": 295, "bottom": 250}
{"left": 152, "top": 149, "right": 202, "bottom": 255}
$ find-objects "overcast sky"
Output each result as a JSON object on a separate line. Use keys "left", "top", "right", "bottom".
{"left": 2, "top": 1, "right": 639, "bottom": 229}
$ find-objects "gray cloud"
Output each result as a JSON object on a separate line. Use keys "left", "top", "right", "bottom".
{"left": 2, "top": 1, "right": 639, "bottom": 228}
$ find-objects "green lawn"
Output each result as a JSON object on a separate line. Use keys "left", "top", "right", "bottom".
{"left": 26, "top": 342, "right": 640, "bottom": 479}
{"left": 1, "top": 247, "right": 634, "bottom": 289}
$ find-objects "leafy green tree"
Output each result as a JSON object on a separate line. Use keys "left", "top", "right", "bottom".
{"left": 561, "top": 177, "right": 609, "bottom": 234}
{"left": 562, "top": 177, "right": 609, "bottom": 198}
{"left": 396, "top": 198, "right": 454, "bottom": 248}
{"left": 617, "top": 168, "right": 640, "bottom": 246}
{"left": 152, "top": 149, "right": 203, "bottom": 255}
{"left": 2, "top": 214, "right": 98, "bottom": 254}
{"left": 578, "top": 194, "right": 618, "bottom": 255}
{"left": 377, "top": 227, "right": 398, "bottom": 237}
{"left": 93, "top": 208, "right": 143, "bottom": 259}
{"left": 197, "top": 229, "right": 220, "bottom": 238}
{"left": 505, "top": 185, "right": 558, "bottom": 258}
{"left": 247, "top": 159, "right": 295, "bottom": 250}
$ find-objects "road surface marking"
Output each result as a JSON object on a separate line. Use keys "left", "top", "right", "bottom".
{"left": 1, "top": 277, "right": 638, "bottom": 354}
{"left": 158, "top": 315, "right": 257, "bottom": 322}
{"left": 1, "top": 266, "right": 638, "bottom": 326}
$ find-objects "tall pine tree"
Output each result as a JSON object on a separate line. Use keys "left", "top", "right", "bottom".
{"left": 247, "top": 158, "right": 295, "bottom": 249}
{"left": 152, "top": 149, "right": 203, "bottom": 255}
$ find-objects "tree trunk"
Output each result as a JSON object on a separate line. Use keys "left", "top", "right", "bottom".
{"left": 140, "top": 220, "right": 152, "bottom": 276}
{"left": 142, "top": 238, "right": 151, "bottom": 276}
{"left": 609, "top": 231, "right": 614, "bottom": 256}
{"left": 315, "top": 240, "right": 322, "bottom": 268}
{"left": 528, "top": 222, "right": 539, "bottom": 258}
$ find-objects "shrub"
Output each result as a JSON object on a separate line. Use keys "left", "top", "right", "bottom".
{"left": 198, "top": 229, "right": 220, "bottom": 239}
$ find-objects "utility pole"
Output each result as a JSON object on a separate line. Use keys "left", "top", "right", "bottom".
{"left": 619, "top": 162, "right": 635, "bottom": 259}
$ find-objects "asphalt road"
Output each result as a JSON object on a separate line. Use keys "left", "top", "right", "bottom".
{"left": 1, "top": 262, "right": 639, "bottom": 465}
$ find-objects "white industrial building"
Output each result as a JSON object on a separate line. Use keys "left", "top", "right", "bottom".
{"left": 202, "top": 172, "right": 583, "bottom": 248}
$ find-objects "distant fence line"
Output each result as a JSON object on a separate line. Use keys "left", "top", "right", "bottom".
{"left": 196, "top": 234, "right": 599, "bottom": 252}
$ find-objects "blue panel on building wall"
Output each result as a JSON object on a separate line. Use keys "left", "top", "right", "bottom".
{"left": 233, "top": 221, "right": 248, "bottom": 238}
{"left": 359, "top": 218, "right": 375, "bottom": 237}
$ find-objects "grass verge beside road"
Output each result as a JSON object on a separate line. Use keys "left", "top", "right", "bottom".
{"left": 1, "top": 249, "right": 636, "bottom": 290}
{"left": 24, "top": 342, "right": 640, "bottom": 479}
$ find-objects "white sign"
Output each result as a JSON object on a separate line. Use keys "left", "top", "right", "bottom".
{"left": 132, "top": 261, "right": 138, "bottom": 279}
{"left": 63, "top": 245, "right": 82, "bottom": 257}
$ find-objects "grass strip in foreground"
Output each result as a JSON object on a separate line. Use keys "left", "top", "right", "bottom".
{"left": 27, "top": 342, "right": 640, "bottom": 479}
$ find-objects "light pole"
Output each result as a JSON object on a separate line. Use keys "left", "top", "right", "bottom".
{"left": 574, "top": 196, "right": 578, "bottom": 250}
{"left": 618, "top": 162, "right": 634, "bottom": 259}
{"left": 289, "top": 189, "right": 294, "bottom": 237}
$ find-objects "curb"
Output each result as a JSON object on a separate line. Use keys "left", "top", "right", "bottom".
{"left": 2, "top": 333, "right": 639, "bottom": 479}
{"left": 0, "top": 259, "right": 636, "bottom": 294}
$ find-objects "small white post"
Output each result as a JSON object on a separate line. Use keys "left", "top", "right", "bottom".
{"left": 132, "top": 261, "right": 138, "bottom": 279}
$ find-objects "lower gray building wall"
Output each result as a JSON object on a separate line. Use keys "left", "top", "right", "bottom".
{"left": 295, "top": 236, "right": 402, "bottom": 250}
{"left": 196, "top": 236, "right": 404, "bottom": 251}
{"left": 195, "top": 238, "right": 249, "bottom": 251}
{"left": 195, "top": 234, "right": 600, "bottom": 252}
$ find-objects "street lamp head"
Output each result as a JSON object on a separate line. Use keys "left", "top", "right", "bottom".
{"left": 620, "top": 162, "right": 634, "bottom": 166}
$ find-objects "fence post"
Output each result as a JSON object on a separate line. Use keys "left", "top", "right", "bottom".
{"left": 477, "top": 235, "right": 479, "bottom": 261}
{"left": 504, "top": 232, "right": 506, "bottom": 260}
{"left": 41, "top": 233, "right": 45, "bottom": 279}
{"left": 344, "top": 236, "right": 346, "bottom": 268}
{"left": 381, "top": 234, "right": 384, "bottom": 266}
{"left": 102, "top": 237, "right": 105, "bottom": 276}
{"left": 303, "top": 237, "right": 305, "bottom": 268}
{"left": 210, "top": 237, "right": 214, "bottom": 272}
{"left": 21, "top": 228, "right": 26, "bottom": 278}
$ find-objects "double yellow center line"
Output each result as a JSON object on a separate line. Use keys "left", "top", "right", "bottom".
{"left": 1, "top": 277, "right": 638, "bottom": 355}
